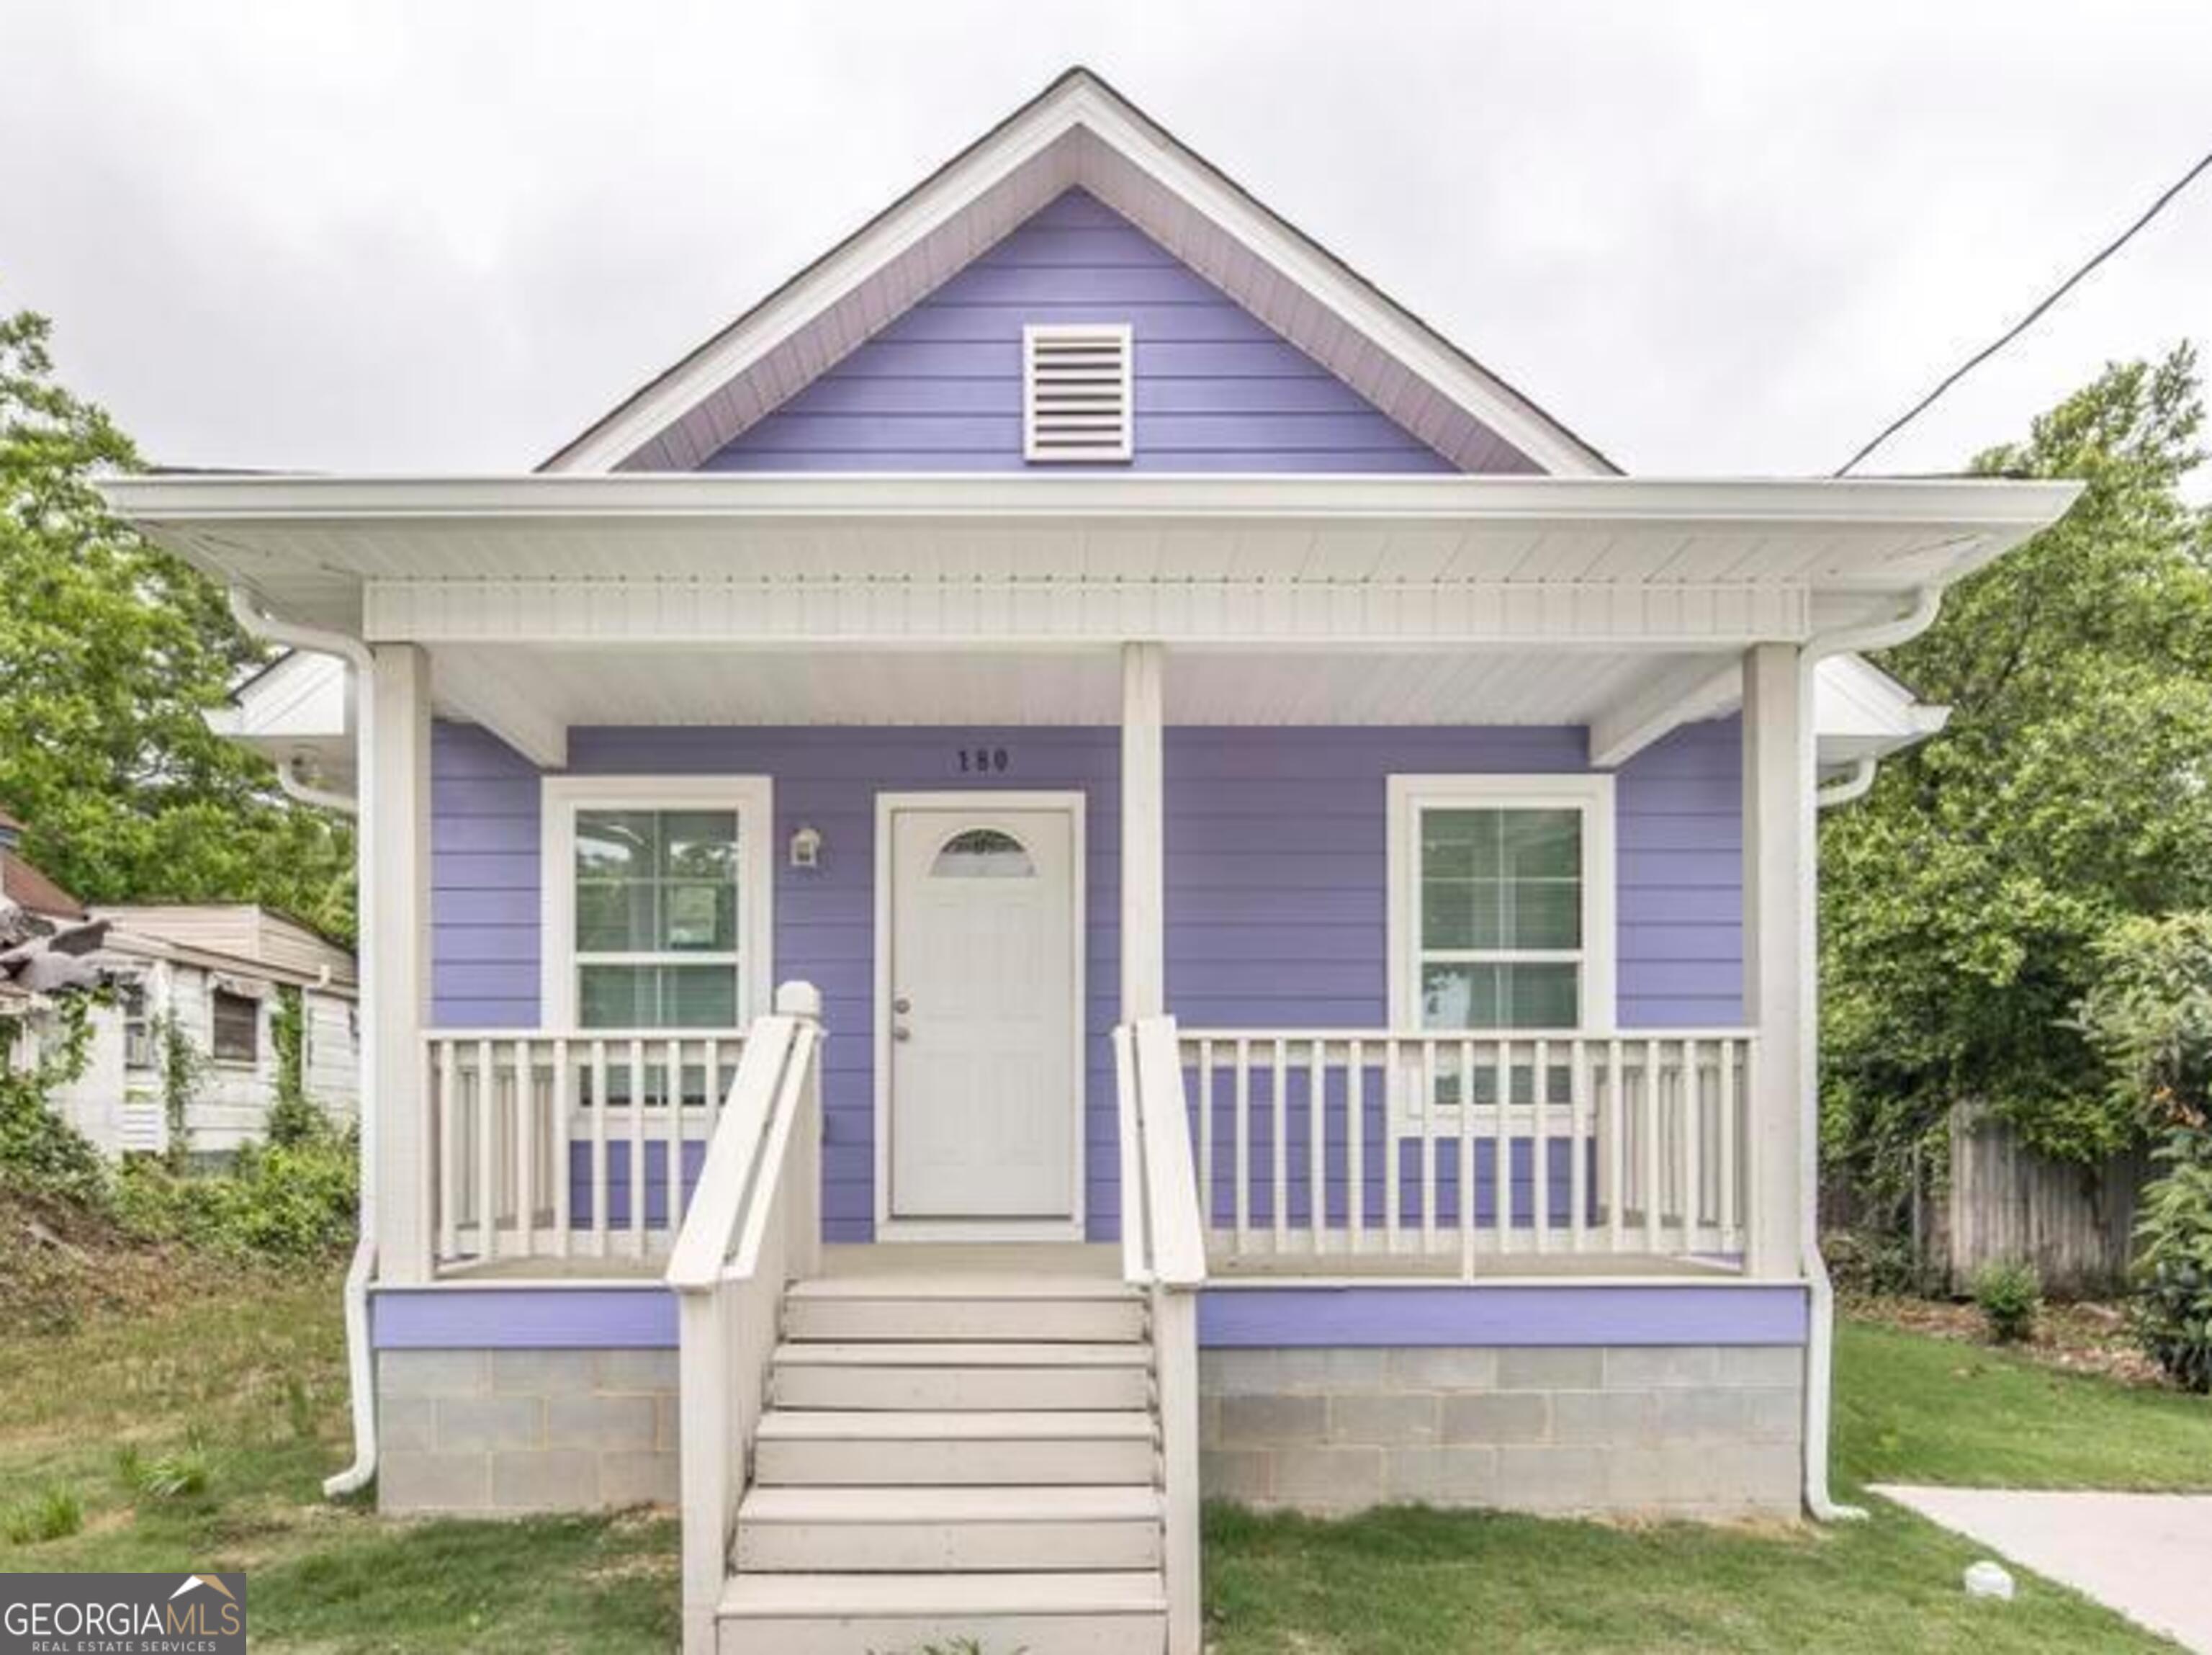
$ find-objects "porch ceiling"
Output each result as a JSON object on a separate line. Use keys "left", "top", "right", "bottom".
{"left": 424, "top": 642, "right": 1668, "bottom": 732}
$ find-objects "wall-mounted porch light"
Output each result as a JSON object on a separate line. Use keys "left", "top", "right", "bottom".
{"left": 788, "top": 824, "right": 823, "bottom": 870}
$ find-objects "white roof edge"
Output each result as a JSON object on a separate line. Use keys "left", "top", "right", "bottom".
{"left": 102, "top": 471, "right": 2085, "bottom": 528}
{"left": 1817, "top": 652, "right": 1952, "bottom": 737}
{"left": 538, "top": 67, "right": 1617, "bottom": 479}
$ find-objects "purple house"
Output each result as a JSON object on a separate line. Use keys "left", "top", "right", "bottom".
{"left": 108, "top": 68, "right": 2077, "bottom": 1655}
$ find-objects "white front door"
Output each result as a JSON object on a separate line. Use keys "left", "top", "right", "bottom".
{"left": 881, "top": 796, "right": 1082, "bottom": 1231}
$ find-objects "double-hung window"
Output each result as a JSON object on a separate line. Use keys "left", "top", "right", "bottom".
{"left": 1388, "top": 774, "right": 1615, "bottom": 1112}
{"left": 542, "top": 778, "right": 773, "bottom": 1031}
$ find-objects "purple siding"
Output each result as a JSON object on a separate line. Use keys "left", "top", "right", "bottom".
{"left": 369, "top": 1281, "right": 1804, "bottom": 1350}
{"left": 1198, "top": 1283, "right": 1807, "bottom": 1348}
{"left": 432, "top": 722, "right": 542, "bottom": 1026}
{"left": 703, "top": 190, "right": 1516, "bottom": 475}
{"left": 373, "top": 1286, "right": 676, "bottom": 1348}
{"left": 563, "top": 725, "right": 1124, "bottom": 1244}
{"left": 429, "top": 719, "right": 1742, "bottom": 1242}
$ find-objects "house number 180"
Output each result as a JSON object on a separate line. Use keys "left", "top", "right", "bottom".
{"left": 958, "top": 747, "right": 1011, "bottom": 774}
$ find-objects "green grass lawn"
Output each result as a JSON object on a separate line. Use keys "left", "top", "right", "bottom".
{"left": 1835, "top": 1319, "right": 2212, "bottom": 1492}
{"left": 2, "top": 1274, "right": 2208, "bottom": 1651}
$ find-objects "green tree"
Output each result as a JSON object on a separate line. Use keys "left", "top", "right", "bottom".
{"left": 1822, "top": 346, "right": 2212, "bottom": 1208}
{"left": 0, "top": 306, "right": 354, "bottom": 939}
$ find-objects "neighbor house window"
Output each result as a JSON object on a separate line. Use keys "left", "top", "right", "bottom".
{"left": 1388, "top": 775, "right": 1616, "bottom": 1109}
{"left": 120, "top": 982, "right": 153, "bottom": 1070}
{"left": 210, "top": 987, "right": 260, "bottom": 1064}
{"left": 542, "top": 779, "right": 773, "bottom": 1031}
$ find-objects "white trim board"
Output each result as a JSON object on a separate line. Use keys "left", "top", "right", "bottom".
{"left": 1384, "top": 772, "right": 1619, "bottom": 1036}
{"left": 872, "top": 789, "right": 1089, "bottom": 1244}
{"left": 537, "top": 775, "right": 775, "bottom": 1028}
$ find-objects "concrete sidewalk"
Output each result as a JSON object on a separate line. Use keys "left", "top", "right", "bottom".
{"left": 1875, "top": 1485, "right": 2212, "bottom": 1652}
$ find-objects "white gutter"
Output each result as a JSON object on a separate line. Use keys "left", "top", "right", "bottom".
{"left": 276, "top": 758, "right": 358, "bottom": 819}
{"left": 101, "top": 470, "right": 2087, "bottom": 529}
{"left": 1789, "top": 586, "right": 1945, "bottom": 1523}
{"left": 227, "top": 589, "right": 379, "bottom": 1501}
{"left": 1815, "top": 758, "right": 1879, "bottom": 811}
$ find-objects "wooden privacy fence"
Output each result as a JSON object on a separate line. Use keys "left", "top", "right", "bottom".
{"left": 1916, "top": 1102, "right": 2156, "bottom": 1297}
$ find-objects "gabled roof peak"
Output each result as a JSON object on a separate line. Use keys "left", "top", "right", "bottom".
{"left": 543, "top": 66, "right": 1616, "bottom": 477}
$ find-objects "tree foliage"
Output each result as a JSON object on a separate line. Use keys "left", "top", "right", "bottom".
{"left": 0, "top": 306, "right": 354, "bottom": 941}
{"left": 1822, "top": 346, "right": 2212, "bottom": 1202}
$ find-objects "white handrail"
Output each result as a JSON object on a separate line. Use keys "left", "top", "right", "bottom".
{"left": 1114, "top": 1013, "right": 1206, "bottom": 1655}
{"left": 1111, "top": 1025, "right": 1149, "bottom": 1285}
{"left": 1132, "top": 1015, "right": 1207, "bottom": 1287}
{"left": 665, "top": 1015, "right": 813, "bottom": 1290}
{"left": 667, "top": 982, "right": 824, "bottom": 1655}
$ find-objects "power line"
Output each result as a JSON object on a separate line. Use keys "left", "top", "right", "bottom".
{"left": 1835, "top": 143, "right": 2212, "bottom": 477}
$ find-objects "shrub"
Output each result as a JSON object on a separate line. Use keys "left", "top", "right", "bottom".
{"left": 115, "top": 1133, "right": 357, "bottom": 1262}
{"left": 0, "top": 1003, "right": 108, "bottom": 1208}
{"left": 2131, "top": 1134, "right": 2212, "bottom": 1392}
{"left": 264, "top": 985, "right": 325, "bottom": 1148}
{"left": 1822, "top": 1228, "right": 1930, "bottom": 1299}
{"left": 1971, "top": 1259, "right": 2042, "bottom": 1344}
{"left": 2, "top": 1484, "right": 83, "bottom": 1545}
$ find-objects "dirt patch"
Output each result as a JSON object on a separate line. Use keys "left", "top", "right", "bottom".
{"left": 1846, "top": 1293, "right": 2169, "bottom": 1387}
{"left": 0, "top": 1185, "right": 238, "bottom": 1334}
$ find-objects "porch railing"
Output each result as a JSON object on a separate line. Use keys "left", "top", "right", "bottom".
{"left": 1112, "top": 1014, "right": 1206, "bottom": 1655}
{"left": 424, "top": 1028, "right": 747, "bottom": 1270}
{"left": 667, "top": 984, "right": 822, "bottom": 1655}
{"left": 1177, "top": 1028, "right": 1756, "bottom": 1271}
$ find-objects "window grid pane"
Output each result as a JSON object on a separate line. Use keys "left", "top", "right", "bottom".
{"left": 575, "top": 807, "right": 742, "bottom": 1028}
{"left": 1418, "top": 804, "right": 1584, "bottom": 1036}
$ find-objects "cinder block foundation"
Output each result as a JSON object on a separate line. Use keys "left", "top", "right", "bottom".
{"left": 1198, "top": 1344, "right": 1803, "bottom": 1519}
{"left": 377, "top": 1347, "right": 680, "bottom": 1515}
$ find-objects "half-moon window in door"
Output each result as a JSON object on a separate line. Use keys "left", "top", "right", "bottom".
{"left": 931, "top": 828, "right": 1035, "bottom": 879}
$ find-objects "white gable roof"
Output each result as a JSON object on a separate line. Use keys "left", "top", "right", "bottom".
{"left": 541, "top": 67, "right": 1616, "bottom": 478}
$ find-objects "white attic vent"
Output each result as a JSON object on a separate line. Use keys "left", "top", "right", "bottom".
{"left": 1022, "top": 324, "right": 1133, "bottom": 463}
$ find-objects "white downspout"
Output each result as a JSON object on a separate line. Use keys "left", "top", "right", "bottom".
{"left": 227, "top": 589, "right": 380, "bottom": 1500}
{"left": 1791, "top": 586, "right": 1942, "bottom": 1522}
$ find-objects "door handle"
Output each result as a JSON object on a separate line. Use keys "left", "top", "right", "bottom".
{"left": 893, "top": 996, "right": 912, "bottom": 1013}
{"left": 892, "top": 1026, "right": 912, "bottom": 1042}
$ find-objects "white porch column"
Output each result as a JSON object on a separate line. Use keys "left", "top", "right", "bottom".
{"left": 1742, "top": 642, "right": 1812, "bottom": 1280}
{"left": 368, "top": 644, "right": 434, "bottom": 1284}
{"left": 1120, "top": 642, "right": 1166, "bottom": 1023}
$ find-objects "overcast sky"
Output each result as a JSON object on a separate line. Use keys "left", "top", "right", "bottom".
{"left": 4, "top": 1, "right": 2208, "bottom": 485}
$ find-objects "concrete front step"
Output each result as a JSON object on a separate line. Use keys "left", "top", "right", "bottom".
{"left": 782, "top": 1285, "right": 1147, "bottom": 1345}
{"left": 773, "top": 1340, "right": 1153, "bottom": 1411}
{"left": 753, "top": 1409, "right": 1159, "bottom": 1486}
{"left": 735, "top": 1484, "right": 1165, "bottom": 1572}
{"left": 716, "top": 1569, "right": 1166, "bottom": 1655}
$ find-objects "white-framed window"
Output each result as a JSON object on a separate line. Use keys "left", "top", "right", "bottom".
{"left": 1387, "top": 771, "right": 1617, "bottom": 1043}
{"left": 540, "top": 776, "right": 773, "bottom": 1030}
{"left": 120, "top": 980, "right": 154, "bottom": 1071}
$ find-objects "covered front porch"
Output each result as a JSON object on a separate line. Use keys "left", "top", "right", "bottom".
{"left": 92, "top": 470, "right": 2075, "bottom": 1294}
{"left": 387, "top": 616, "right": 1804, "bottom": 1290}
